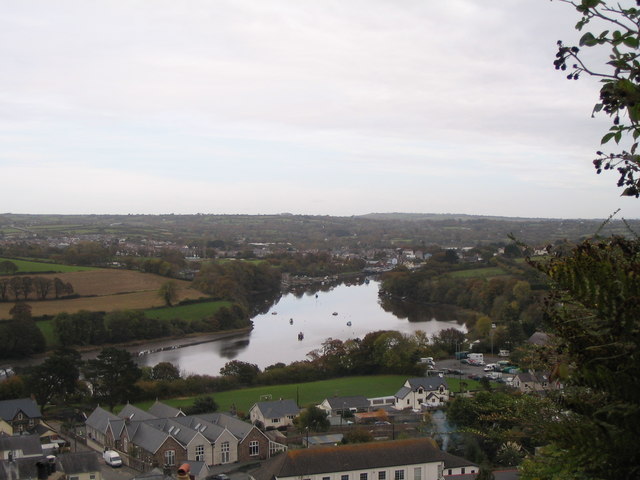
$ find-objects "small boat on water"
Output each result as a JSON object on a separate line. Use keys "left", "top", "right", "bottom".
{"left": 332, "top": 312, "right": 338, "bottom": 316}
{"left": 346, "top": 321, "right": 352, "bottom": 327}
{"left": 272, "top": 312, "right": 277, "bottom": 315}
{"left": 289, "top": 318, "right": 293, "bottom": 325}
{"left": 298, "top": 332, "right": 304, "bottom": 341}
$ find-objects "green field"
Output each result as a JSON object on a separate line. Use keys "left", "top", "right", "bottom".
{"left": 449, "top": 267, "right": 508, "bottom": 279}
{"left": 130, "top": 375, "right": 481, "bottom": 415}
{"left": 0, "top": 258, "right": 95, "bottom": 274}
{"left": 145, "top": 300, "right": 232, "bottom": 322}
{"left": 36, "top": 319, "right": 58, "bottom": 347}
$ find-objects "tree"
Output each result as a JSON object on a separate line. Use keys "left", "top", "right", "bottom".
{"left": 184, "top": 396, "right": 218, "bottom": 415}
{"left": 219, "top": 360, "right": 261, "bottom": 385}
{"left": 521, "top": 238, "right": 640, "bottom": 479}
{"left": 553, "top": 0, "right": 640, "bottom": 195}
{"left": 83, "top": 347, "right": 142, "bottom": 411}
{"left": 295, "top": 404, "right": 330, "bottom": 433}
{"left": 26, "top": 347, "right": 82, "bottom": 410}
{"left": 0, "top": 260, "right": 18, "bottom": 275}
{"left": 158, "top": 280, "right": 179, "bottom": 307}
{"left": 33, "top": 277, "right": 53, "bottom": 300}
{"left": 151, "top": 362, "right": 181, "bottom": 381}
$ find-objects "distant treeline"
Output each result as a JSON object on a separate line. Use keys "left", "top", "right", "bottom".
{"left": 52, "top": 305, "right": 249, "bottom": 348}
{"left": 0, "top": 276, "right": 74, "bottom": 302}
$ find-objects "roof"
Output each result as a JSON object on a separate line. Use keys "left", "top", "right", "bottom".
{"left": 306, "top": 434, "right": 343, "bottom": 446}
{"left": 119, "top": 403, "right": 157, "bottom": 421}
{"left": 148, "top": 401, "right": 184, "bottom": 418}
{"left": 252, "top": 400, "right": 299, "bottom": 419}
{"left": 57, "top": 451, "right": 101, "bottom": 474}
{"left": 0, "top": 434, "right": 43, "bottom": 456}
{"left": 253, "top": 438, "right": 460, "bottom": 480}
{"left": 85, "top": 406, "right": 119, "bottom": 433}
{"left": 197, "top": 412, "right": 254, "bottom": 440}
{"left": 0, "top": 398, "right": 41, "bottom": 422}
{"left": 0, "top": 456, "right": 47, "bottom": 480}
{"left": 324, "top": 396, "right": 370, "bottom": 410}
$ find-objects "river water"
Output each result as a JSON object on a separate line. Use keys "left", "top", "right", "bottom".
{"left": 136, "top": 279, "right": 466, "bottom": 376}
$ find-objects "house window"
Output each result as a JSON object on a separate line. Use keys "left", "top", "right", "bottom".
{"left": 195, "top": 445, "right": 205, "bottom": 461}
{"left": 394, "top": 470, "right": 404, "bottom": 480}
{"left": 272, "top": 418, "right": 279, "bottom": 423}
{"left": 16, "top": 413, "right": 23, "bottom": 420}
{"left": 70, "top": 477, "right": 79, "bottom": 480}
{"left": 249, "top": 441, "right": 259, "bottom": 456}
{"left": 360, "top": 473, "right": 368, "bottom": 480}
{"left": 90, "top": 476, "right": 96, "bottom": 480}
{"left": 342, "top": 475, "right": 349, "bottom": 480}
{"left": 461, "top": 468, "right": 465, "bottom": 474}
{"left": 413, "top": 467, "right": 421, "bottom": 480}
{"left": 323, "top": 477, "right": 330, "bottom": 480}
{"left": 448, "top": 470, "right": 452, "bottom": 476}
{"left": 379, "top": 472, "right": 386, "bottom": 480}
{"left": 164, "top": 450, "right": 175, "bottom": 466}
{"left": 221, "top": 441, "right": 230, "bottom": 463}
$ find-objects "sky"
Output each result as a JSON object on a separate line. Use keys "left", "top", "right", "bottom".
{"left": 1, "top": 0, "right": 639, "bottom": 219}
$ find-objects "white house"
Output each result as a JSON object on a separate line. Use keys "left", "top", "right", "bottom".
{"left": 249, "top": 400, "right": 300, "bottom": 429}
{"left": 393, "top": 377, "right": 449, "bottom": 411}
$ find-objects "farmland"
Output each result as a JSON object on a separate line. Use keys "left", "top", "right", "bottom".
{"left": 0, "top": 269, "right": 207, "bottom": 319}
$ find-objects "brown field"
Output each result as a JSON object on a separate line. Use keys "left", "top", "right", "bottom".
{"left": 0, "top": 269, "right": 207, "bottom": 318}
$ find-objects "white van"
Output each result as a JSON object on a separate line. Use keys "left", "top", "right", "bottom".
{"left": 103, "top": 450, "right": 122, "bottom": 467}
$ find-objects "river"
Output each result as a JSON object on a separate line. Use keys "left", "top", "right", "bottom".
{"left": 135, "top": 279, "right": 466, "bottom": 376}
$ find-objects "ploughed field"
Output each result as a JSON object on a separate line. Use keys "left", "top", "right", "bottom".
{"left": 0, "top": 269, "right": 206, "bottom": 318}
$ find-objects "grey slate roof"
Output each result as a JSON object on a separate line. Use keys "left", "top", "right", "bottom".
{"left": 324, "top": 395, "right": 370, "bottom": 410}
{"left": 128, "top": 421, "right": 172, "bottom": 454}
{"left": 395, "top": 377, "right": 449, "bottom": 398}
{"left": 119, "top": 403, "right": 157, "bottom": 421}
{"left": 148, "top": 400, "right": 184, "bottom": 418}
{"left": 0, "top": 456, "right": 47, "bottom": 480}
{"left": 0, "top": 398, "right": 41, "bottom": 422}
{"left": 85, "top": 406, "right": 119, "bottom": 433}
{"left": 253, "top": 438, "right": 461, "bottom": 480}
{"left": 252, "top": 400, "right": 299, "bottom": 419}
{"left": 197, "top": 413, "right": 254, "bottom": 440}
{"left": 143, "top": 418, "right": 198, "bottom": 447}
{"left": 57, "top": 451, "right": 101, "bottom": 475}
{"left": 0, "top": 434, "right": 43, "bottom": 457}
{"left": 173, "top": 416, "right": 227, "bottom": 443}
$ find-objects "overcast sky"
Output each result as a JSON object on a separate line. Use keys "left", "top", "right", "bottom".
{"left": 2, "top": 0, "right": 638, "bottom": 219}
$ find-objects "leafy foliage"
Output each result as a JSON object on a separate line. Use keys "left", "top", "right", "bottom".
{"left": 83, "top": 347, "right": 142, "bottom": 411}
{"left": 524, "top": 237, "right": 640, "bottom": 479}
{"left": 554, "top": 0, "right": 640, "bottom": 195}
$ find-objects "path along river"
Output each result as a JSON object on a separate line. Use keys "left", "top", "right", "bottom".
{"left": 134, "top": 279, "right": 466, "bottom": 376}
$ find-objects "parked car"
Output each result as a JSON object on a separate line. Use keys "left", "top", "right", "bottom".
{"left": 103, "top": 450, "right": 122, "bottom": 468}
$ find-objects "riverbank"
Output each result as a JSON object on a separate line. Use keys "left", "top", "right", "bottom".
{"left": 0, "top": 326, "right": 253, "bottom": 370}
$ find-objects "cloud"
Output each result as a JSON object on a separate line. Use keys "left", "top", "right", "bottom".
{"left": 0, "top": 0, "right": 638, "bottom": 218}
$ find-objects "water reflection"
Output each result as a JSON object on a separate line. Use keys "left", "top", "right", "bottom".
{"left": 137, "top": 279, "right": 465, "bottom": 376}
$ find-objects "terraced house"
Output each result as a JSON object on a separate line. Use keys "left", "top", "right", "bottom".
{"left": 85, "top": 401, "right": 286, "bottom": 472}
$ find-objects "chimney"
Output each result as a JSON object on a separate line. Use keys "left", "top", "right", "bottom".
{"left": 177, "top": 463, "right": 191, "bottom": 480}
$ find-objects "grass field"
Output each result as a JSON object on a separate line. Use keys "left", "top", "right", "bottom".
{"left": 0, "top": 257, "right": 95, "bottom": 274}
{"left": 36, "top": 319, "right": 58, "bottom": 347}
{"left": 449, "top": 267, "right": 508, "bottom": 279}
{"left": 0, "top": 269, "right": 207, "bottom": 319}
{"left": 145, "top": 300, "right": 232, "bottom": 322}
{"left": 129, "top": 375, "right": 481, "bottom": 414}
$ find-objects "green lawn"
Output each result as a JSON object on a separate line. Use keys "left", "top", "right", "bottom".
{"left": 0, "top": 257, "right": 95, "bottom": 274}
{"left": 130, "top": 375, "right": 481, "bottom": 415}
{"left": 449, "top": 267, "right": 508, "bottom": 279}
{"left": 145, "top": 300, "right": 232, "bottom": 322}
{"left": 36, "top": 319, "right": 58, "bottom": 348}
